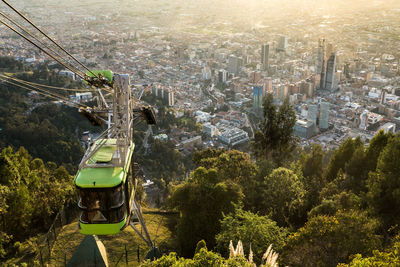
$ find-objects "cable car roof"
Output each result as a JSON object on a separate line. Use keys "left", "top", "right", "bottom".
{"left": 75, "top": 166, "right": 125, "bottom": 188}
{"left": 75, "top": 139, "right": 128, "bottom": 188}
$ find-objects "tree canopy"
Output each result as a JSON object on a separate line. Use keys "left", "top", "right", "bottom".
{"left": 216, "top": 206, "right": 287, "bottom": 264}
{"left": 252, "top": 94, "right": 297, "bottom": 165}
{"left": 0, "top": 147, "right": 74, "bottom": 260}
{"left": 168, "top": 167, "right": 243, "bottom": 256}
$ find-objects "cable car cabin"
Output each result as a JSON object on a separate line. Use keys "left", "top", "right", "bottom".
{"left": 74, "top": 138, "right": 135, "bottom": 235}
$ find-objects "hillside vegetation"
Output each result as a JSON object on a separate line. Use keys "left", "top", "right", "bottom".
{"left": 1, "top": 58, "right": 400, "bottom": 266}
{"left": 48, "top": 211, "right": 179, "bottom": 266}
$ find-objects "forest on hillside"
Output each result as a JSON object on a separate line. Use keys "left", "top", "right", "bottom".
{"left": 0, "top": 57, "right": 400, "bottom": 266}
{"left": 145, "top": 95, "right": 400, "bottom": 266}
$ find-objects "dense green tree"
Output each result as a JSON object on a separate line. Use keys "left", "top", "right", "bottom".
{"left": 364, "top": 130, "right": 393, "bottom": 171}
{"left": 308, "top": 191, "right": 362, "bottom": 218}
{"left": 0, "top": 57, "right": 25, "bottom": 71}
{"left": 367, "top": 134, "right": 400, "bottom": 229}
{"left": 216, "top": 206, "right": 287, "bottom": 263}
{"left": 340, "top": 133, "right": 393, "bottom": 195}
{"left": 168, "top": 167, "right": 243, "bottom": 256}
{"left": 338, "top": 235, "right": 400, "bottom": 267}
{"left": 139, "top": 140, "right": 184, "bottom": 183}
{"left": 192, "top": 149, "right": 258, "bottom": 210}
{"left": 343, "top": 146, "right": 367, "bottom": 193}
{"left": 244, "top": 159, "right": 275, "bottom": 213}
{"left": 142, "top": 248, "right": 252, "bottom": 267}
{"left": 252, "top": 94, "right": 297, "bottom": 165}
{"left": 193, "top": 148, "right": 226, "bottom": 169}
{"left": 209, "top": 150, "right": 256, "bottom": 189}
{"left": 0, "top": 147, "right": 74, "bottom": 259}
{"left": 262, "top": 167, "right": 306, "bottom": 227}
{"left": 325, "top": 137, "right": 363, "bottom": 182}
{"left": 282, "top": 210, "right": 381, "bottom": 267}
{"left": 298, "top": 144, "right": 327, "bottom": 210}
{"left": 195, "top": 240, "right": 208, "bottom": 255}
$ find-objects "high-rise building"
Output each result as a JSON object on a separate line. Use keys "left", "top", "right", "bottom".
{"left": 164, "top": 90, "right": 175, "bottom": 106}
{"left": 275, "top": 84, "right": 288, "bottom": 100}
{"left": 344, "top": 63, "right": 351, "bottom": 79}
{"left": 218, "top": 69, "right": 228, "bottom": 83}
{"left": 380, "top": 89, "right": 387, "bottom": 104}
{"left": 294, "top": 120, "right": 315, "bottom": 139}
{"left": 319, "top": 101, "right": 330, "bottom": 129}
{"left": 202, "top": 66, "right": 211, "bottom": 80}
{"left": 307, "top": 104, "right": 318, "bottom": 125}
{"left": 325, "top": 53, "right": 337, "bottom": 91}
{"left": 228, "top": 55, "right": 243, "bottom": 75}
{"left": 318, "top": 38, "right": 327, "bottom": 90}
{"left": 263, "top": 79, "right": 273, "bottom": 94}
{"left": 359, "top": 111, "right": 368, "bottom": 130}
{"left": 253, "top": 86, "right": 264, "bottom": 111}
{"left": 277, "top": 36, "right": 288, "bottom": 52}
{"left": 157, "top": 88, "right": 164, "bottom": 98}
{"left": 261, "top": 44, "right": 269, "bottom": 71}
{"left": 249, "top": 71, "right": 262, "bottom": 84}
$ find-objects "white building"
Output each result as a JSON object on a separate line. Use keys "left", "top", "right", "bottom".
{"left": 217, "top": 127, "right": 249, "bottom": 146}
{"left": 70, "top": 92, "right": 92, "bottom": 102}
{"left": 154, "top": 134, "right": 168, "bottom": 142}
{"left": 195, "top": 111, "right": 212, "bottom": 123}
{"left": 202, "top": 66, "right": 211, "bottom": 80}
{"left": 379, "top": 122, "right": 396, "bottom": 134}
{"left": 203, "top": 123, "right": 218, "bottom": 137}
{"left": 359, "top": 111, "right": 368, "bottom": 130}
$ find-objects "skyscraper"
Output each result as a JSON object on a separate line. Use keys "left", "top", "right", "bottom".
{"left": 261, "top": 44, "right": 269, "bottom": 71}
{"left": 307, "top": 104, "right": 318, "bottom": 125}
{"left": 164, "top": 90, "right": 175, "bottom": 106}
{"left": 277, "top": 36, "right": 288, "bottom": 52}
{"left": 253, "top": 86, "right": 264, "bottom": 111}
{"left": 263, "top": 79, "right": 273, "bottom": 94}
{"left": 228, "top": 55, "right": 243, "bottom": 75}
{"left": 318, "top": 38, "right": 327, "bottom": 90}
{"left": 359, "top": 111, "right": 368, "bottom": 130}
{"left": 325, "top": 53, "right": 337, "bottom": 91}
{"left": 218, "top": 69, "right": 228, "bottom": 83}
{"left": 319, "top": 101, "right": 330, "bottom": 129}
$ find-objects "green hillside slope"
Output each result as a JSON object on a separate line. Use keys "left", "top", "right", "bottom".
{"left": 49, "top": 210, "right": 178, "bottom": 266}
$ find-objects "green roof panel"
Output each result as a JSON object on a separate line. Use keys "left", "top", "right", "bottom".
{"left": 92, "top": 145, "right": 116, "bottom": 163}
{"left": 75, "top": 167, "right": 125, "bottom": 188}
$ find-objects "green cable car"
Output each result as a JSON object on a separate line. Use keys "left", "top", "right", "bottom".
{"left": 74, "top": 139, "right": 135, "bottom": 235}
{"left": 73, "top": 73, "right": 156, "bottom": 253}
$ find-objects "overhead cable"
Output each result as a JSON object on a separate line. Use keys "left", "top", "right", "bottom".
{"left": 1, "top": 73, "right": 92, "bottom": 92}
{"left": 0, "top": 78, "right": 83, "bottom": 109}
{"left": 0, "top": 75, "right": 89, "bottom": 109}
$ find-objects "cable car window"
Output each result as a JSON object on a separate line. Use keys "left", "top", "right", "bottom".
{"left": 80, "top": 207, "right": 125, "bottom": 223}
{"left": 78, "top": 185, "right": 126, "bottom": 224}
{"left": 78, "top": 186, "right": 124, "bottom": 210}
{"left": 110, "top": 186, "right": 124, "bottom": 208}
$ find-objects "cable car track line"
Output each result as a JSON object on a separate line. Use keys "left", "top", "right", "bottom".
{"left": 0, "top": 75, "right": 89, "bottom": 109}
{"left": 1, "top": 78, "right": 83, "bottom": 109}
{"left": 1, "top": 73, "right": 93, "bottom": 92}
